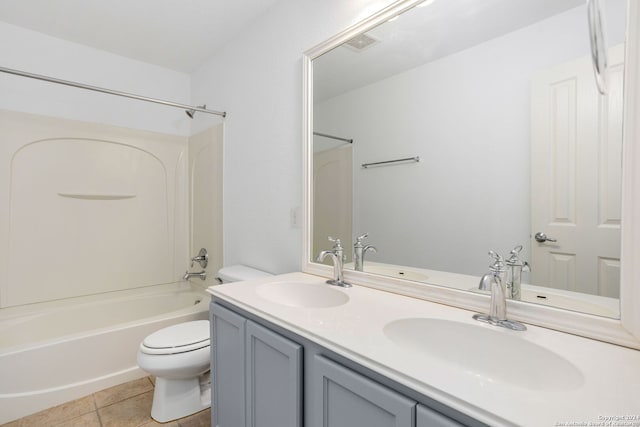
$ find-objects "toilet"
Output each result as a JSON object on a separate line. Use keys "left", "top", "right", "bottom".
{"left": 137, "top": 264, "right": 272, "bottom": 422}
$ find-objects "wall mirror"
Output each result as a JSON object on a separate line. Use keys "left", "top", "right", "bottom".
{"left": 303, "top": 0, "right": 640, "bottom": 349}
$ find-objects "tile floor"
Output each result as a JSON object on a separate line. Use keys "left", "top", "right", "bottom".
{"left": 1, "top": 377, "right": 211, "bottom": 427}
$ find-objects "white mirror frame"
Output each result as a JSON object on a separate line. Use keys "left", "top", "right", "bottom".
{"left": 303, "top": 0, "right": 640, "bottom": 349}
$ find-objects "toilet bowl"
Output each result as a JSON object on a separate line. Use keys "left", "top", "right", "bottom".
{"left": 137, "top": 320, "right": 211, "bottom": 422}
{"left": 137, "top": 264, "right": 272, "bottom": 422}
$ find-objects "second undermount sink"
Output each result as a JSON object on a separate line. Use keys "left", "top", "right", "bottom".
{"left": 256, "top": 281, "right": 349, "bottom": 308}
{"left": 383, "top": 318, "right": 583, "bottom": 391}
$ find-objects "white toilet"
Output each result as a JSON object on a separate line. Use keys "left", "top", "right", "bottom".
{"left": 137, "top": 264, "right": 272, "bottom": 422}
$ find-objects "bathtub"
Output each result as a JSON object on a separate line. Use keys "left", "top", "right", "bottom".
{"left": 0, "top": 281, "right": 210, "bottom": 424}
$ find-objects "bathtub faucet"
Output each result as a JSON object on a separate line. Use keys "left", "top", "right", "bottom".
{"left": 183, "top": 270, "right": 207, "bottom": 281}
{"left": 184, "top": 248, "right": 208, "bottom": 281}
{"left": 190, "top": 248, "right": 208, "bottom": 269}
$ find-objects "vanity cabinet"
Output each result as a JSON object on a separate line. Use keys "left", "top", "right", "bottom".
{"left": 311, "top": 354, "right": 415, "bottom": 427}
{"left": 311, "top": 355, "right": 465, "bottom": 427}
{"left": 211, "top": 301, "right": 480, "bottom": 427}
{"left": 416, "top": 405, "right": 465, "bottom": 427}
{"left": 211, "top": 303, "right": 302, "bottom": 427}
{"left": 211, "top": 303, "right": 245, "bottom": 427}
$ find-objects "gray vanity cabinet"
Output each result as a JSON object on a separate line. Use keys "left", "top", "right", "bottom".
{"left": 311, "top": 354, "right": 416, "bottom": 427}
{"left": 212, "top": 301, "right": 483, "bottom": 427}
{"left": 245, "top": 320, "right": 303, "bottom": 427}
{"left": 211, "top": 303, "right": 246, "bottom": 427}
{"left": 211, "top": 303, "right": 303, "bottom": 427}
{"left": 416, "top": 404, "right": 465, "bottom": 427}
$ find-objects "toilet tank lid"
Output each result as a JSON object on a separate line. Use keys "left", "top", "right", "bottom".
{"left": 217, "top": 264, "right": 272, "bottom": 283}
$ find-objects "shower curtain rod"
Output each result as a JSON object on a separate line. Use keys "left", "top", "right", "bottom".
{"left": 0, "top": 66, "right": 227, "bottom": 118}
{"left": 313, "top": 131, "right": 353, "bottom": 144}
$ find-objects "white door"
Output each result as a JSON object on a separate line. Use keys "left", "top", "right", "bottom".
{"left": 313, "top": 144, "right": 353, "bottom": 263}
{"left": 531, "top": 45, "right": 624, "bottom": 298}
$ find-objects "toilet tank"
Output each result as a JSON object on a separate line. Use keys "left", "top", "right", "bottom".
{"left": 217, "top": 265, "right": 272, "bottom": 283}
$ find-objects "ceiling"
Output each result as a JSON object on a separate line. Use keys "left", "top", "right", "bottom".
{"left": 313, "top": 0, "right": 585, "bottom": 102}
{"left": 0, "top": 0, "right": 281, "bottom": 72}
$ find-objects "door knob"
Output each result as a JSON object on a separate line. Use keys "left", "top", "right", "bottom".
{"left": 534, "top": 232, "right": 557, "bottom": 243}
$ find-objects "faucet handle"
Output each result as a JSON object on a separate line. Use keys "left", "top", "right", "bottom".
{"left": 506, "top": 245, "right": 528, "bottom": 266}
{"left": 487, "top": 250, "right": 505, "bottom": 272}
{"left": 488, "top": 250, "right": 503, "bottom": 262}
{"left": 355, "top": 233, "right": 369, "bottom": 243}
{"left": 509, "top": 245, "right": 523, "bottom": 255}
{"left": 190, "top": 248, "right": 208, "bottom": 268}
{"left": 328, "top": 236, "right": 343, "bottom": 250}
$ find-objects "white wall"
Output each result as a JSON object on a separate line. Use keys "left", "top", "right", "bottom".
{"left": 191, "top": 0, "right": 397, "bottom": 274}
{"left": 0, "top": 22, "right": 192, "bottom": 136}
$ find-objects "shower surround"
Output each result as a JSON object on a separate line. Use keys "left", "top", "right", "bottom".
{"left": 0, "top": 109, "right": 222, "bottom": 423}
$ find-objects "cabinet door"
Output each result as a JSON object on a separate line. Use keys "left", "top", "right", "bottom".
{"left": 211, "top": 303, "right": 246, "bottom": 427}
{"left": 416, "top": 404, "right": 465, "bottom": 427}
{"left": 246, "top": 320, "right": 303, "bottom": 427}
{"left": 312, "top": 355, "right": 415, "bottom": 427}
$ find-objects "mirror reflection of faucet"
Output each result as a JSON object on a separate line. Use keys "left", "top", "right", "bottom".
{"left": 505, "top": 245, "right": 530, "bottom": 301}
{"left": 353, "top": 233, "right": 377, "bottom": 272}
{"left": 183, "top": 248, "right": 208, "bottom": 281}
{"left": 317, "top": 237, "right": 352, "bottom": 287}
{"left": 473, "top": 250, "right": 527, "bottom": 331}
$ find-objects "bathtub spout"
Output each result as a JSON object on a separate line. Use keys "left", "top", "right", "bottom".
{"left": 183, "top": 270, "right": 207, "bottom": 281}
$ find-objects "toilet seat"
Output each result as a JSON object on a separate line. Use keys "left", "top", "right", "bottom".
{"left": 140, "top": 320, "right": 210, "bottom": 355}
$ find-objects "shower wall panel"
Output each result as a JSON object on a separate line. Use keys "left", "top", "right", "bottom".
{"left": 0, "top": 110, "right": 188, "bottom": 308}
{"left": 189, "top": 125, "right": 224, "bottom": 279}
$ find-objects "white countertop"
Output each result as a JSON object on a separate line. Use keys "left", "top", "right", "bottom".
{"left": 207, "top": 272, "right": 640, "bottom": 427}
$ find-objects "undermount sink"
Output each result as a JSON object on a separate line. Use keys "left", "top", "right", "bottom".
{"left": 256, "top": 281, "right": 349, "bottom": 308}
{"left": 383, "top": 318, "right": 583, "bottom": 391}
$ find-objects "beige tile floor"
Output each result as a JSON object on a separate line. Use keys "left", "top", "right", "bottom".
{"left": 1, "top": 377, "right": 211, "bottom": 427}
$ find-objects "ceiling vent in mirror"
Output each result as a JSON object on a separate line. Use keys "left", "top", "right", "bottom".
{"left": 344, "top": 33, "right": 379, "bottom": 52}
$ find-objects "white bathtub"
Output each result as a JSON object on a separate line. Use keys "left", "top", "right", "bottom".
{"left": 0, "top": 282, "right": 210, "bottom": 424}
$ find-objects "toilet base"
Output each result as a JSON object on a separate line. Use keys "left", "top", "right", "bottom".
{"left": 150, "top": 372, "right": 211, "bottom": 422}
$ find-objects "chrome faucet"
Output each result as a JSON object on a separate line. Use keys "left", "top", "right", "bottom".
{"left": 183, "top": 248, "right": 208, "bottom": 281}
{"left": 473, "top": 250, "right": 526, "bottom": 331}
{"left": 505, "top": 245, "right": 530, "bottom": 301}
{"left": 317, "top": 237, "right": 352, "bottom": 288}
{"left": 353, "top": 233, "right": 377, "bottom": 272}
{"left": 190, "top": 248, "right": 208, "bottom": 268}
{"left": 183, "top": 270, "right": 207, "bottom": 281}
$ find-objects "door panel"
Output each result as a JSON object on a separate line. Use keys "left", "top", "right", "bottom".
{"left": 211, "top": 304, "right": 247, "bottom": 427}
{"left": 246, "top": 321, "right": 302, "bottom": 427}
{"left": 531, "top": 45, "right": 623, "bottom": 297}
